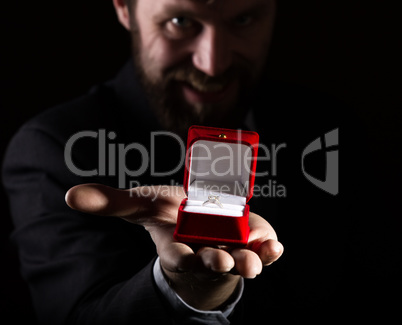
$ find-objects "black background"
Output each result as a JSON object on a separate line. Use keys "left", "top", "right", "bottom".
{"left": 1, "top": 0, "right": 401, "bottom": 322}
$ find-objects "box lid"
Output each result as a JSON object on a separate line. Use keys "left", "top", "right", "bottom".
{"left": 183, "top": 125, "right": 259, "bottom": 202}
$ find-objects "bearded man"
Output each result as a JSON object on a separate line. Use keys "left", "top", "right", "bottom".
{"left": 2, "top": 0, "right": 389, "bottom": 324}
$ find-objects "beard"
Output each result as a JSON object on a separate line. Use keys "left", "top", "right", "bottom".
{"left": 130, "top": 31, "right": 264, "bottom": 138}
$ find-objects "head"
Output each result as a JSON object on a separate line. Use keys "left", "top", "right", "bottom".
{"left": 113, "top": 0, "right": 276, "bottom": 136}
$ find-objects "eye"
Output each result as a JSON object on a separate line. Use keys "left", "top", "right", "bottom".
{"left": 234, "top": 15, "right": 253, "bottom": 27}
{"left": 171, "top": 16, "right": 194, "bottom": 29}
{"left": 165, "top": 16, "right": 199, "bottom": 40}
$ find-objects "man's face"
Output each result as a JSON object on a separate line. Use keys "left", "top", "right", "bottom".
{"left": 130, "top": 0, "right": 276, "bottom": 135}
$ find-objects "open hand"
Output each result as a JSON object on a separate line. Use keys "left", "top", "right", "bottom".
{"left": 65, "top": 184, "right": 283, "bottom": 310}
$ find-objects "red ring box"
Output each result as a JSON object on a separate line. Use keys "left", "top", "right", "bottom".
{"left": 174, "top": 125, "right": 259, "bottom": 246}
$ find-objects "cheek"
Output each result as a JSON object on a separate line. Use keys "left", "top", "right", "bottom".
{"left": 139, "top": 33, "right": 164, "bottom": 79}
{"left": 140, "top": 32, "right": 191, "bottom": 80}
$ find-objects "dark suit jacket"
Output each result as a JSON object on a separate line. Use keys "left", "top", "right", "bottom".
{"left": 2, "top": 61, "right": 396, "bottom": 324}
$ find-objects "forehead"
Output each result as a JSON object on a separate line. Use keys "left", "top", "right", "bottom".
{"left": 138, "top": 0, "right": 274, "bottom": 18}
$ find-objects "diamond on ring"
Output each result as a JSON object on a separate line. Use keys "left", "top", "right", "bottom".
{"left": 202, "top": 195, "right": 223, "bottom": 208}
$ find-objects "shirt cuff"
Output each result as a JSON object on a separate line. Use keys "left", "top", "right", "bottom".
{"left": 153, "top": 256, "right": 243, "bottom": 324}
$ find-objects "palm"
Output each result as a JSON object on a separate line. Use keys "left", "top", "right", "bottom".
{"left": 66, "top": 184, "right": 283, "bottom": 277}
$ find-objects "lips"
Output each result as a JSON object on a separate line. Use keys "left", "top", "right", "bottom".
{"left": 179, "top": 79, "right": 237, "bottom": 104}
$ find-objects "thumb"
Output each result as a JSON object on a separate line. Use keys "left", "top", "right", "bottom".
{"left": 65, "top": 183, "right": 141, "bottom": 218}
{"left": 65, "top": 183, "right": 186, "bottom": 225}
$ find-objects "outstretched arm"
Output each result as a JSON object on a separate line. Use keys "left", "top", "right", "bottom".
{"left": 66, "top": 184, "right": 284, "bottom": 311}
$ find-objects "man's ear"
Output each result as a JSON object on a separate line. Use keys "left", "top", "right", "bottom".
{"left": 113, "top": 0, "right": 131, "bottom": 30}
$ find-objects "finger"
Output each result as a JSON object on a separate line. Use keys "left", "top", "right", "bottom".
{"left": 246, "top": 212, "right": 284, "bottom": 265}
{"left": 230, "top": 248, "right": 263, "bottom": 279}
{"left": 247, "top": 212, "right": 277, "bottom": 243}
{"left": 65, "top": 183, "right": 185, "bottom": 224}
{"left": 196, "top": 246, "right": 235, "bottom": 273}
{"left": 148, "top": 223, "right": 197, "bottom": 273}
{"left": 65, "top": 183, "right": 134, "bottom": 216}
{"left": 160, "top": 241, "right": 197, "bottom": 273}
{"left": 254, "top": 239, "right": 284, "bottom": 266}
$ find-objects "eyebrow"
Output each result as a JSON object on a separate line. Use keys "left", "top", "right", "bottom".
{"left": 153, "top": 6, "right": 201, "bottom": 23}
{"left": 153, "top": 0, "right": 273, "bottom": 23}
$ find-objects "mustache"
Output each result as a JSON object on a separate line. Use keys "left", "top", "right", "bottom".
{"left": 163, "top": 65, "right": 237, "bottom": 92}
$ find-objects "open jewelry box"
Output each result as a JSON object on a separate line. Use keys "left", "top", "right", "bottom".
{"left": 174, "top": 125, "right": 259, "bottom": 246}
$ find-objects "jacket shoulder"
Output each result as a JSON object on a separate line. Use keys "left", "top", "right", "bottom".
{"left": 20, "top": 83, "right": 118, "bottom": 143}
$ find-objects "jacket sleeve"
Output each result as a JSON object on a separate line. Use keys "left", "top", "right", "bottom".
{"left": 2, "top": 125, "right": 175, "bottom": 325}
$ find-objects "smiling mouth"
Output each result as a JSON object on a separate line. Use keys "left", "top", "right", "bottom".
{"left": 179, "top": 80, "right": 235, "bottom": 104}
{"left": 173, "top": 73, "right": 229, "bottom": 93}
{"left": 187, "top": 80, "right": 227, "bottom": 93}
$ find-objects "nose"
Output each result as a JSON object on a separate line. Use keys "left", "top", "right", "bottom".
{"left": 192, "top": 26, "right": 232, "bottom": 77}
